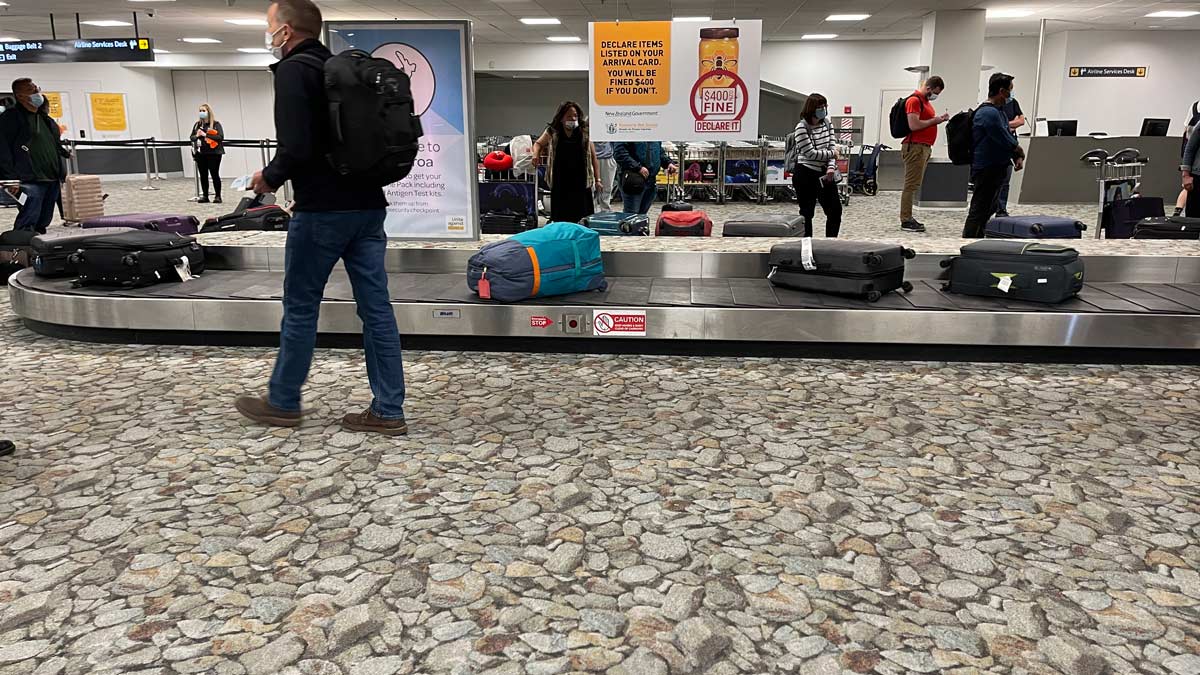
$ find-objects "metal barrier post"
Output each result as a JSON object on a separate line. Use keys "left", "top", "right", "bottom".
{"left": 188, "top": 155, "right": 202, "bottom": 202}
{"left": 140, "top": 139, "right": 159, "bottom": 191}
{"left": 68, "top": 140, "right": 79, "bottom": 175}
{"left": 150, "top": 138, "right": 165, "bottom": 181}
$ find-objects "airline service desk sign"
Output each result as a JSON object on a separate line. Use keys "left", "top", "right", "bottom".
{"left": 1069, "top": 66, "right": 1146, "bottom": 78}
{"left": 0, "top": 39, "right": 154, "bottom": 64}
{"left": 589, "top": 20, "right": 762, "bottom": 142}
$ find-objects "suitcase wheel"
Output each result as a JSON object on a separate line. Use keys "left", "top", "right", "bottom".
{"left": 863, "top": 253, "right": 883, "bottom": 267}
{"left": 903, "top": 248, "right": 917, "bottom": 260}
{"left": 902, "top": 281, "right": 914, "bottom": 293}
{"left": 939, "top": 258, "right": 952, "bottom": 269}
{"left": 866, "top": 290, "right": 882, "bottom": 302}
{"left": 1031, "top": 224, "right": 1043, "bottom": 235}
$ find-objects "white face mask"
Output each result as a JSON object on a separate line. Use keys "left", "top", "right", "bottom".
{"left": 198, "top": 111, "right": 208, "bottom": 120}
{"left": 927, "top": 92, "right": 939, "bottom": 101}
{"left": 565, "top": 120, "right": 579, "bottom": 130}
{"left": 265, "top": 26, "right": 286, "bottom": 60}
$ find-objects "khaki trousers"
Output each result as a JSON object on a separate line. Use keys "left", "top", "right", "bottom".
{"left": 900, "top": 142, "right": 932, "bottom": 222}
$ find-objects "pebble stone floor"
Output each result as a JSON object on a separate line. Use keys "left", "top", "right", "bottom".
{"left": 2, "top": 181, "right": 1200, "bottom": 675}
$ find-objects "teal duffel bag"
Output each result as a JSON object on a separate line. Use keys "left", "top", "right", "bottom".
{"left": 467, "top": 222, "right": 607, "bottom": 302}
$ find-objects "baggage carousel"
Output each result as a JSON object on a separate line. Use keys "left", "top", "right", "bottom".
{"left": 9, "top": 245, "right": 1200, "bottom": 361}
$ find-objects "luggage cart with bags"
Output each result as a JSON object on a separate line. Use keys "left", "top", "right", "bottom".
{"left": 723, "top": 142, "right": 765, "bottom": 204}
{"left": 1080, "top": 147, "right": 1147, "bottom": 239}
{"left": 676, "top": 142, "right": 723, "bottom": 204}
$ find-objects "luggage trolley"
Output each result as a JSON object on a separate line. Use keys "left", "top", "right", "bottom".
{"left": 835, "top": 143, "right": 853, "bottom": 207}
{"left": 1080, "top": 147, "right": 1147, "bottom": 239}
{"left": 724, "top": 142, "right": 765, "bottom": 204}
{"left": 762, "top": 137, "right": 793, "bottom": 203}
{"left": 477, "top": 134, "right": 539, "bottom": 234}
{"left": 676, "top": 141, "right": 723, "bottom": 203}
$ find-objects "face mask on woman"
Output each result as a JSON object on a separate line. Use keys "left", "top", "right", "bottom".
{"left": 564, "top": 120, "right": 579, "bottom": 130}
{"left": 199, "top": 111, "right": 209, "bottom": 121}
{"left": 814, "top": 108, "right": 828, "bottom": 121}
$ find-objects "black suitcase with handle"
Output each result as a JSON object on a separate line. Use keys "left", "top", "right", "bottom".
{"left": 1132, "top": 216, "right": 1200, "bottom": 240}
{"left": 768, "top": 239, "right": 916, "bottom": 302}
{"left": 72, "top": 230, "right": 205, "bottom": 288}
{"left": 942, "top": 240, "right": 1083, "bottom": 303}
{"left": 31, "top": 227, "right": 133, "bottom": 278}
{"left": 724, "top": 214, "right": 806, "bottom": 237}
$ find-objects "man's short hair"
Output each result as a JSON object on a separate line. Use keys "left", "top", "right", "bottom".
{"left": 925, "top": 75, "right": 945, "bottom": 91}
{"left": 11, "top": 78, "right": 33, "bottom": 94}
{"left": 273, "top": 0, "right": 323, "bottom": 37}
{"left": 988, "top": 73, "right": 1014, "bottom": 97}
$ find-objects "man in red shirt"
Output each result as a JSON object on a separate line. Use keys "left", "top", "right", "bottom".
{"left": 899, "top": 76, "right": 949, "bottom": 232}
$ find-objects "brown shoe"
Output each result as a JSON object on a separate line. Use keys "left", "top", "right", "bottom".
{"left": 235, "top": 395, "right": 303, "bottom": 427}
{"left": 341, "top": 409, "right": 408, "bottom": 436}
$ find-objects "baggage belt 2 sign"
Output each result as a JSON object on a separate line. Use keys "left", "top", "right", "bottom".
{"left": 589, "top": 20, "right": 761, "bottom": 142}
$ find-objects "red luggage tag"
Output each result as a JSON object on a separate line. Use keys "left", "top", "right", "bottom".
{"left": 478, "top": 266, "right": 491, "bottom": 299}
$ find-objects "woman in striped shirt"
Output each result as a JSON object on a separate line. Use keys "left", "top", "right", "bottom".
{"left": 790, "top": 93, "right": 843, "bottom": 237}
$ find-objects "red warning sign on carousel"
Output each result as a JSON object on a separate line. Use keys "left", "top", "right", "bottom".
{"left": 589, "top": 19, "right": 761, "bottom": 142}
{"left": 593, "top": 310, "right": 647, "bottom": 337}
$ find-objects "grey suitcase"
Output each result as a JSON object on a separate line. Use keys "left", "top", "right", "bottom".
{"left": 769, "top": 239, "right": 916, "bottom": 301}
{"left": 723, "top": 214, "right": 807, "bottom": 237}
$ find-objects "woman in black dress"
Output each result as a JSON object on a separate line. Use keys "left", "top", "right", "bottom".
{"left": 532, "top": 101, "right": 602, "bottom": 224}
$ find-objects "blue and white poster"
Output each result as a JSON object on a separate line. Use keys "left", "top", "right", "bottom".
{"left": 327, "top": 22, "right": 477, "bottom": 239}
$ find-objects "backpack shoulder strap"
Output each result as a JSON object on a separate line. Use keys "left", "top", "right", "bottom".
{"left": 290, "top": 52, "right": 326, "bottom": 72}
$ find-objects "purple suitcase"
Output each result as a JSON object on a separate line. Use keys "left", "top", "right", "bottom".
{"left": 82, "top": 213, "right": 200, "bottom": 235}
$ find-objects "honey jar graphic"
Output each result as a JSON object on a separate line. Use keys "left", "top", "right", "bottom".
{"left": 699, "top": 27, "right": 739, "bottom": 87}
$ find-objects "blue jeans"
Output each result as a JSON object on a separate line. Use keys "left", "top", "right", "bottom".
{"left": 268, "top": 209, "right": 406, "bottom": 420}
{"left": 997, "top": 165, "right": 1014, "bottom": 213}
{"left": 621, "top": 180, "right": 658, "bottom": 215}
{"left": 13, "top": 181, "right": 60, "bottom": 233}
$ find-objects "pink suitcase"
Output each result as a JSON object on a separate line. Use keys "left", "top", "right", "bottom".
{"left": 82, "top": 213, "right": 200, "bottom": 235}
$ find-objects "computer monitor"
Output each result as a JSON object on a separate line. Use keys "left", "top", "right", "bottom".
{"left": 1140, "top": 118, "right": 1171, "bottom": 136}
{"left": 1047, "top": 120, "right": 1078, "bottom": 137}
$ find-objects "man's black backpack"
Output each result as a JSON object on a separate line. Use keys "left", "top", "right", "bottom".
{"left": 296, "top": 50, "right": 424, "bottom": 186}
{"left": 889, "top": 94, "right": 919, "bottom": 139}
{"left": 946, "top": 109, "right": 976, "bottom": 165}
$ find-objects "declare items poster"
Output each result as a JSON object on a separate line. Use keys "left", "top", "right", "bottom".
{"left": 327, "top": 22, "right": 478, "bottom": 239}
{"left": 589, "top": 20, "right": 761, "bottom": 142}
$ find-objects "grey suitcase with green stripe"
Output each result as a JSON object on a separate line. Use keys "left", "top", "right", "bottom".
{"left": 942, "top": 240, "right": 1083, "bottom": 304}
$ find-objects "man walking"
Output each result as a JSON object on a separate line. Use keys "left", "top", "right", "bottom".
{"left": 0, "top": 78, "right": 69, "bottom": 234}
{"left": 898, "top": 76, "right": 949, "bottom": 233}
{"left": 236, "top": 0, "right": 408, "bottom": 435}
{"left": 962, "top": 74, "right": 1025, "bottom": 238}
{"left": 995, "top": 82, "right": 1026, "bottom": 218}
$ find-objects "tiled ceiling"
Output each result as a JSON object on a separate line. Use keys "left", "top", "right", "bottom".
{"left": 0, "top": 0, "right": 1196, "bottom": 51}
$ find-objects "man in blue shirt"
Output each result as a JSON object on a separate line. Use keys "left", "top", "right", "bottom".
{"left": 962, "top": 73, "right": 1025, "bottom": 238}
{"left": 995, "top": 91, "right": 1026, "bottom": 217}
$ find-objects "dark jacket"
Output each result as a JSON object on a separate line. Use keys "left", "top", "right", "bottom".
{"left": 1184, "top": 126, "right": 1200, "bottom": 176}
{"left": 612, "top": 142, "right": 673, "bottom": 179}
{"left": 0, "top": 104, "right": 69, "bottom": 182}
{"left": 971, "top": 103, "right": 1019, "bottom": 172}
{"left": 191, "top": 120, "right": 225, "bottom": 156}
{"left": 263, "top": 39, "right": 387, "bottom": 212}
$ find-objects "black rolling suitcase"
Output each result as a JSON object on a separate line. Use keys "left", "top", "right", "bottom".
{"left": 1132, "top": 216, "right": 1200, "bottom": 240}
{"left": 200, "top": 196, "right": 290, "bottom": 233}
{"left": 662, "top": 201, "right": 693, "bottom": 212}
{"left": 72, "top": 230, "right": 205, "bottom": 288}
{"left": 1, "top": 230, "right": 35, "bottom": 284}
{"left": 768, "top": 239, "right": 916, "bottom": 302}
{"left": 31, "top": 227, "right": 133, "bottom": 278}
{"left": 942, "top": 240, "right": 1083, "bottom": 304}
{"left": 723, "top": 214, "right": 806, "bottom": 237}
{"left": 481, "top": 211, "right": 537, "bottom": 235}
{"left": 1104, "top": 197, "right": 1163, "bottom": 239}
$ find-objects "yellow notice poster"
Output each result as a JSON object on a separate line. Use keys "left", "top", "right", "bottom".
{"left": 89, "top": 93, "right": 128, "bottom": 132}
{"left": 44, "top": 92, "right": 63, "bottom": 119}
{"left": 592, "top": 21, "right": 671, "bottom": 106}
